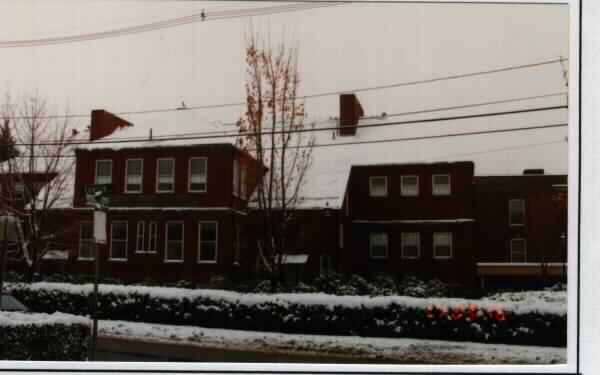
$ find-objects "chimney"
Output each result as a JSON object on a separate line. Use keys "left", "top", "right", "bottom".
{"left": 523, "top": 168, "right": 545, "bottom": 175}
{"left": 90, "top": 110, "right": 133, "bottom": 141}
{"left": 339, "top": 93, "right": 364, "bottom": 136}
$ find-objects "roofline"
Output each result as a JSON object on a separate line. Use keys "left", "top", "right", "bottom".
{"left": 351, "top": 161, "right": 475, "bottom": 168}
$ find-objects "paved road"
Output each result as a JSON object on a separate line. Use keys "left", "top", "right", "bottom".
{"left": 96, "top": 336, "right": 407, "bottom": 363}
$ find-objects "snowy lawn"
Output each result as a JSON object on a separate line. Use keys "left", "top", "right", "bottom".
{"left": 99, "top": 320, "right": 566, "bottom": 364}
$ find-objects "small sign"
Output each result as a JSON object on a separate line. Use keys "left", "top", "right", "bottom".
{"left": 93, "top": 211, "right": 107, "bottom": 245}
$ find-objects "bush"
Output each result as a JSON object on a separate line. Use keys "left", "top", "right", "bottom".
{"left": 8, "top": 282, "right": 566, "bottom": 347}
{"left": 0, "top": 311, "right": 89, "bottom": 360}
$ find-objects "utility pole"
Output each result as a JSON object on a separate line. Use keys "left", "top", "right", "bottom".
{"left": 0, "top": 218, "right": 7, "bottom": 310}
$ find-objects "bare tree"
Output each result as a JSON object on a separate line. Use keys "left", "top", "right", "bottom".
{"left": 0, "top": 94, "right": 78, "bottom": 280}
{"left": 236, "top": 35, "right": 315, "bottom": 286}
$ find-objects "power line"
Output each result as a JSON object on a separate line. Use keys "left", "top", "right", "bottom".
{"left": 3, "top": 59, "right": 568, "bottom": 121}
{"left": 0, "top": 3, "right": 340, "bottom": 48}
{"left": 8, "top": 105, "right": 567, "bottom": 147}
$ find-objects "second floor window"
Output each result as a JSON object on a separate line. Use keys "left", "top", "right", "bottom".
{"left": 79, "top": 222, "right": 94, "bottom": 260}
{"left": 369, "top": 232, "right": 388, "bottom": 258}
{"left": 369, "top": 176, "right": 387, "bottom": 197}
{"left": 189, "top": 158, "right": 207, "bottom": 192}
{"left": 433, "top": 232, "right": 452, "bottom": 259}
{"left": 509, "top": 199, "right": 526, "bottom": 226}
{"left": 401, "top": 232, "right": 420, "bottom": 259}
{"left": 432, "top": 174, "right": 451, "bottom": 196}
{"left": 157, "top": 159, "right": 175, "bottom": 192}
{"left": 95, "top": 160, "right": 112, "bottom": 185}
{"left": 110, "top": 221, "right": 128, "bottom": 261}
{"left": 125, "top": 159, "right": 143, "bottom": 193}
{"left": 510, "top": 238, "right": 527, "bottom": 262}
{"left": 400, "top": 176, "right": 419, "bottom": 196}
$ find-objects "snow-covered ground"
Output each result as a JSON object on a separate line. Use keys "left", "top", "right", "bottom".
{"left": 99, "top": 320, "right": 566, "bottom": 364}
{"left": 0, "top": 311, "right": 89, "bottom": 327}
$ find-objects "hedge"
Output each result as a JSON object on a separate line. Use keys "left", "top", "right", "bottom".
{"left": 0, "top": 311, "right": 90, "bottom": 360}
{"left": 8, "top": 282, "right": 566, "bottom": 347}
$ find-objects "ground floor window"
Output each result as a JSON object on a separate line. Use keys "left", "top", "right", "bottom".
{"left": 433, "top": 232, "right": 452, "bottom": 259}
{"left": 510, "top": 238, "right": 527, "bottom": 262}
{"left": 110, "top": 221, "right": 128, "bottom": 261}
{"left": 165, "top": 222, "right": 184, "bottom": 262}
{"left": 198, "top": 222, "right": 218, "bottom": 263}
{"left": 369, "top": 232, "right": 388, "bottom": 259}
{"left": 148, "top": 221, "right": 158, "bottom": 253}
{"left": 79, "top": 222, "right": 94, "bottom": 260}
{"left": 401, "top": 232, "right": 420, "bottom": 259}
{"left": 135, "top": 221, "right": 145, "bottom": 252}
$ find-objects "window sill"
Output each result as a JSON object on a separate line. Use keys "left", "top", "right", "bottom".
{"left": 124, "top": 191, "right": 143, "bottom": 194}
{"left": 198, "top": 260, "right": 218, "bottom": 264}
{"left": 78, "top": 257, "right": 95, "bottom": 262}
{"left": 401, "top": 256, "right": 420, "bottom": 260}
{"left": 108, "top": 258, "right": 128, "bottom": 262}
{"left": 136, "top": 251, "right": 157, "bottom": 254}
{"left": 164, "top": 259, "right": 184, "bottom": 263}
{"left": 433, "top": 256, "right": 453, "bottom": 260}
{"left": 188, "top": 190, "right": 207, "bottom": 193}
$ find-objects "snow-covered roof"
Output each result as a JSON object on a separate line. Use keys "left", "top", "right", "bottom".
{"left": 75, "top": 110, "right": 236, "bottom": 151}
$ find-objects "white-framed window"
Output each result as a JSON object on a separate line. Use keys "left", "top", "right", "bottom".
{"left": 369, "top": 232, "right": 388, "bottom": 259}
{"left": 233, "top": 159, "right": 240, "bottom": 197}
{"left": 157, "top": 158, "right": 175, "bottom": 193}
{"left": 433, "top": 232, "right": 452, "bottom": 259}
{"left": 198, "top": 221, "right": 218, "bottom": 263}
{"left": 401, "top": 232, "right": 420, "bottom": 259}
{"left": 400, "top": 175, "right": 419, "bottom": 196}
{"left": 233, "top": 223, "right": 241, "bottom": 265}
{"left": 432, "top": 174, "right": 451, "bottom": 196}
{"left": 510, "top": 238, "right": 527, "bottom": 263}
{"left": 135, "top": 221, "right": 145, "bottom": 253}
{"left": 125, "top": 159, "right": 143, "bottom": 193}
{"left": 148, "top": 221, "right": 158, "bottom": 253}
{"left": 509, "top": 199, "right": 526, "bottom": 226}
{"left": 165, "top": 222, "right": 184, "bottom": 262}
{"left": 109, "top": 221, "right": 128, "bottom": 261}
{"left": 189, "top": 158, "right": 207, "bottom": 192}
{"left": 79, "top": 222, "right": 94, "bottom": 260}
{"left": 320, "top": 254, "right": 333, "bottom": 276}
{"left": 369, "top": 176, "right": 387, "bottom": 197}
{"left": 95, "top": 160, "right": 113, "bottom": 185}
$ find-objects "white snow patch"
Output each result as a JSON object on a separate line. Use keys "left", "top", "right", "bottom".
{"left": 0, "top": 311, "right": 89, "bottom": 327}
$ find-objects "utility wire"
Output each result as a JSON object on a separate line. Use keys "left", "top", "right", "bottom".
{"left": 0, "top": 3, "right": 339, "bottom": 48}
{"left": 7, "top": 105, "right": 567, "bottom": 147}
{"left": 3, "top": 59, "right": 568, "bottom": 120}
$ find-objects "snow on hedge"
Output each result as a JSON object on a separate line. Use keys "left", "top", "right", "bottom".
{"left": 0, "top": 311, "right": 89, "bottom": 327}
{"left": 10, "top": 282, "right": 567, "bottom": 316}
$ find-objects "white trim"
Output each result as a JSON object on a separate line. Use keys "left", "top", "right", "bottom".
{"left": 164, "top": 221, "right": 185, "bottom": 263}
{"left": 400, "top": 175, "right": 419, "bottom": 197}
{"left": 125, "top": 158, "right": 144, "bottom": 194}
{"left": 188, "top": 157, "right": 208, "bottom": 193}
{"left": 78, "top": 221, "right": 94, "bottom": 261}
{"left": 156, "top": 158, "right": 175, "bottom": 193}
{"left": 433, "top": 232, "right": 453, "bottom": 259}
{"left": 510, "top": 238, "right": 527, "bottom": 263}
{"left": 509, "top": 198, "right": 526, "bottom": 226}
{"left": 109, "top": 221, "right": 128, "bottom": 261}
{"left": 198, "top": 221, "right": 218, "bottom": 264}
{"left": 369, "top": 232, "right": 388, "bottom": 259}
{"left": 353, "top": 218, "right": 474, "bottom": 224}
{"left": 100, "top": 207, "right": 248, "bottom": 215}
{"left": 477, "top": 262, "right": 567, "bottom": 267}
{"left": 369, "top": 176, "right": 388, "bottom": 197}
{"left": 401, "top": 232, "right": 420, "bottom": 259}
{"left": 432, "top": 174, "right": 451, "bottom": 196}
{"left": 95, "top": 159, "right": 112, "bottom": 185}
{"left": 135, "top": 221, "right": 145, "bottom": 253}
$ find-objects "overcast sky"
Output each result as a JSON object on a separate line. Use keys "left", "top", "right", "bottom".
{"left": 0, "top": 1, "right": 569, "bottom": 173}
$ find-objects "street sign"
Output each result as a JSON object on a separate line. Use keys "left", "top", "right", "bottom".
{"left": 93, "top": 211, "right": 107, "bottom": 245}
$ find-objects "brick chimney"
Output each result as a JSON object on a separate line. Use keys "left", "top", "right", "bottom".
{"left": 90, "top": 110, "right": 133, "bottom": 141}
{"left": 339, "top": 93, "right": 364, "bottom": 136}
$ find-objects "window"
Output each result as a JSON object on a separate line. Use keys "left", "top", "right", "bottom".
{"left": 509, "top": 199, "right": 526, "bottom": 226}
{"left": 135, "top": 221, "right": 145, "bottom": 252}
{"left": 369, "top": 176, "right": 387, "bottom": 197}
{"left": 95, "top": 160, "right": 112, "bottom": 185}
{"left": 165, "top": 222, "right": 184, "bottom": 262}
{"left": 401, "top": 176, "right": 419, "bottom": 196}
{"left": 401, "top": 232, "right": 420, "bottom": 259}
{"left": 198, "top": 222, "right": 218, "bottom": 263}
{"left": 510, "top": 238, "right": 527, "bottom": 262}
{"left": 369, "top": 232, "right": 388, "bottom": 258}
{"left": 125, "top": 159, "right": 143, "bottom": 193}
{"left": 157, "top": 159, "right": 175, "bottom": 192}
{"left": 189, "top": 158, "right": 207, "bottom": 192}
{"left": 79, "top": 222, "right": 94, "bottom": 260}
{"left": 432, "top": 174, "right": 451, "bottom": 196}
{"left": 110, "top": 221, "right": 128, "bottom": 261}
{"left": 433, "top": 232, "right": 452, "bottom": 259}
{"left": 233, "top": 224, "right": 241, "bottom": 265}
{"left": 148, "top": 222, "right": 158, "bottom": 253}
{"left": 233, "top": 159, "right": 240, "bottom": 197}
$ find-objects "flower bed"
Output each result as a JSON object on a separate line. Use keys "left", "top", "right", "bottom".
{"left": 0, "top": 311, "right": 90, "bottom": 360}
{"left": 8, "top": 282, "right": 566, "bottom": 347}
